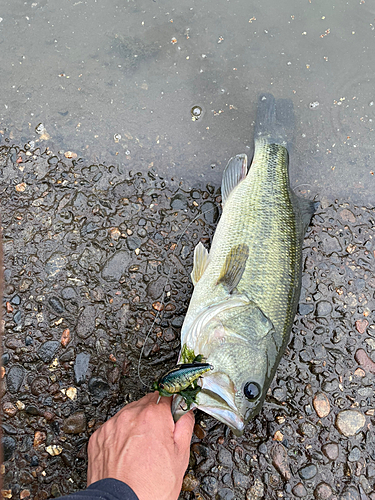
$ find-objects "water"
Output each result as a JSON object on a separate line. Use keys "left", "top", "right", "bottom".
{"left": 1, "top": 0, "right": 375, "bottom": 202}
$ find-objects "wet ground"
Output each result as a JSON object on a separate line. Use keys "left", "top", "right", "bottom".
{"left": 1, "top": 146, "right": 375, "bottom": 499}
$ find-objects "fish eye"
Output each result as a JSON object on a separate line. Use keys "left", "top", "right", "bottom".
{"left": 243, "top": 382, "right": 261, "bottom": 401}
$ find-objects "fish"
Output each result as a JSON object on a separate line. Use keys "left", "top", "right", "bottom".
{"left": 171, "top": 93, "right": 316, "bottom": 435}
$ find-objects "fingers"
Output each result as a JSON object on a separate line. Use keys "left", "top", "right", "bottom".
{"left": 173, "top": 410, "right": 195, "bottom": 450}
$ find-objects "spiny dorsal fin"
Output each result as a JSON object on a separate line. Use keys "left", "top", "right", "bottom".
{"left": 191, "top": 242, "right": 209, "bottom": 286}
{"left": 217, "top": 243, "right": 249, "bottom": 293}
{"left": 221, "top": 154, "right": 248, "bottom": 206}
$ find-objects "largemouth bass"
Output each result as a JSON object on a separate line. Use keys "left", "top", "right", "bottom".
{"left": 171, "top": 94, "right": 316, "bottom": 435}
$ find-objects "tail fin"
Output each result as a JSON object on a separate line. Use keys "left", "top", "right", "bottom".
{"left": 255, "top": 93, "right": 295, "bottom": 149}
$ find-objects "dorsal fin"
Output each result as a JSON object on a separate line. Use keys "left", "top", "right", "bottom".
{"left": 191, "top": 242, "right": 209, "bottom": 286}
{"left": 221, "top": 154, "right": 248, "bottom": 206}
{"left": 292, "top": 193, "right": 318, "bottom": 233}
{"left": 217, "top": 243, "right": 249, "bottom": 293}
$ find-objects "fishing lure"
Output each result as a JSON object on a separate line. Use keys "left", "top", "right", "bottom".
{"left": 153, "top": 362, "right": 213, "bottom": 407}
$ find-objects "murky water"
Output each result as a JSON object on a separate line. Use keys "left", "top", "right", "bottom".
{"left": 1, "top": 0, "right": 375, "bottom": 202}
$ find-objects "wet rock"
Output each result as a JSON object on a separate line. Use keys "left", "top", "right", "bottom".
{"left": 33, "top": 431, "right": 46, "bottom": 447}
{"left": 88, "top": 377, "right": 110, "bottom": 401}
{"left": 74, "top": 352, "right": 91, "bottom": 384}
{"left": 11, "top": 295, "right": 21, "bottom": 305}
{"left": 63, "top": 411, "right": 86, "bottom": 434}
{"left": 101, "top": 251, "right": 131, "bottom": 281}
{"left": 217, "top": 488, "right": 235, "bottom": 500}
{"left": 322, "top": 442, "right": 339, "bottom": 461}
{"left": 299, "top": 422, "right": 317, "bottom": 438}
{"left": 13, "top": 310, "right": 22, "bottom": 324}
{"left": 336, "top": 410, "right": 366, "bottom": 436}
{"left": 45, "top": 253, "right": 67, "bottom": 280}
{"left": 51, "top": 484, "right": 61, "bottom": 498}
{"left": 76, "top": 305, "right": 96, "bottom": 339}
{"left": 270, "top": 443, "right": 290, "bottom": 480}
{"left": 61, "top": 328, "right": 71, "bottom": 347}
{"left": 146, "top": 277, "right": 164, "bottom": 299}
{"left": 2, "top": 436, "right": 16, "bottom": 461}
{"left": 292, "top": 483, "right": 308, "bottom": 498}
{"left": 30, "top": 376, "right": 49, "bottom": 396}
{"left": 181, "top": 472, "right": 199, "bottom": 492}
{"left": 355, "top": 319, "right": 368, "bottom": 334}
{"left": 339, "top": 486, "right": 360, "bottom": 500}
{"left": 25, "top": 335, "right": 33, "bottom": 346}
{"left": 171, "top": 316, "right": 184, "bottom": 328}
{"left": 321, "top": 234, "right": 342, "bottom": 255}
{"left": 60, "top": 347, "right": 75, "bottom": 362}
{"left": 348, "top": 447, "right": 361, "bottom": 462}
{"left": 299, "top": 463, "right": 317, "bottom": 480}
{"left": 194, "top": 423, "right": 206, "bottom": 440}
{"left": 246, "top": 478, "right": 264, "bottom": 500}
{"left": 339, "top": 208, "right": 356, "bottom": 223}
{"left": 201, "top": 201, "right": 219, "bottom": 224}
{"left": 321, "top": 378, "right": 339, "bottom": 392}
{"left": 316, "top": 300, "right": 332, "bottom": 316}
{"left": 6, "top": 365, "right": 25, "bottom": 393}
{"left": 355, "top": 349, "right": 375, "bottom": 374}
{"left": 200, "top": 476, "right": 218, "bottom": 496}
{"left": 218, "top": 447, "right": 233, "bottom": 467}
{"left": 37, "top": 341, "right": 59, "bottom": 363}
{"left": 48, "top": 296, "right": 64, "bottom": 314}
{"left": 313, "top": 392, "right": 330, "bottom": 418}
{"left": 2, "top": 353, "right": 10, "bottom": 366}
{"left": 299, "top": 303, "right": 314, "bottom": 315}
{"left": 233, "top": 470, "right": 250, "bottom": 488}
{"left": 170, "top": 193, "right": 188, "bottom": 210}
{"left": 3, "top": 402, "right": 17, "bottom": 417}
{"left": 314, "top": 483, "right": 333, "bottom": 499}
{"left": 126, "top": 236, "right": 141, "bottom": 250}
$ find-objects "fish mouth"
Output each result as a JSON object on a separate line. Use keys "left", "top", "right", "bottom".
{"left": 172, "top": 372, "right": 245, "bottom": 435}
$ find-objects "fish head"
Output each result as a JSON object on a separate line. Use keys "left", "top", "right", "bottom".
{"left": 173, "top": 296, "right": 281, "bottom": 435}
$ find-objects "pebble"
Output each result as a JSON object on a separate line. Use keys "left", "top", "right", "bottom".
{"left": 45, "top": 445, "right": 63, "bottom": 456}
{"left": 339, "top": 208, "right": 356, "bottom": 223}
{"left": 316, "top": 300, "right": 332, "bottom": 316}
{"left": 2, "top": 436, "right": 16, "bottom": 461}
{"left": 6, "top": 365, "right": 25, "bottom": 393}
{"left": 194, "top": 423, "right": 207, "bottom": 440}
{"left": 348, "top": 447, "right": 361, "bottom": 462}
{"left": 270, "top": 443, "right": 290, "bottom": 480}
{"left": 355, "top": 319, "right": 368, "bottom": 334}
{"left": 355, "top": 349, "right": 375, "bottom": 374}
{"left": 181, "top": 472, "right": 199, "bottom": 492}
{"left": 298, "top": 303, "right": 314, "bottom": 315}
{"left": 321, "top": 442, "right": 339, "bottom": 461}
{"left": 339, "top": 486, "right": 360, "bottom": 500}
{"left": 63, "top": 411, "right": 86, "bottom": 434}
{"left": 48, "top": 296, "right": 64, "bottom": 314}
{"left": 126, "top": 236, "right": 141, "bottom": 251}
{"left": 1, "top": 353, "right": 10, "bottom": 366}
{"left": 233, "top": 470, "right": 250, "bottom": 488}
{"left": 292, "top": 483, "right": 307, "bottom": 498}
{"left": 3, "top": 403, "right": 17, "bottom": 417}
{"left": 246, "top": 478, "right": 264, "bottom": 499}
{"left": 76, "top": 306, "right": 96, "bottom": 339}
{"left": 11, "top": 295, "right": 21, "bottom": 305}
{"left": 218, "top": 447, "right": 233, "bottom": 467}
{"left": 101, "top": 251, "right": 131, "bottom": 281}
{"left": 45, "top": 253, "right": 67, "bottom": 279}
{"left": 217, "top": 488, "right": 235, "bottom": 500}
{"left": 33, "top": 431, "right": 46, "bottom": 447}
{"left": 336, "top": 410, "right": 366, "bottom": 436}
{"left": 37, "top": 341, "right": 59, "bottom": 363}
{"left": 88, "top": 377, "right": 110, "bottom": 401}
{"left": 314, "top": 483, "right": 332, "bottom": 499}
{"left": 74, "top": 352, "right": 91, "bottom": 384}
{"left": 170, "top": 193, "right": 188, "bottom": 210}
{"left": 61, "top": 328, "right": 71, "bottom": 347}
{"left": 200, "top": 476, "right": 218, "bottom": 496}
{"left": 299, "top": 463, "right": 317, "bottom": 480}
{"left": 313, "top": 392, "right": 331, "bottom": 417}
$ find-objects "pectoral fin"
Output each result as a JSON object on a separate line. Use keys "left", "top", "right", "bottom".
{"left": 191, "top": 242, "right": 209, "bottom": 286}
{"left": 217, "top": 244, "right": 249, "bottom": 293}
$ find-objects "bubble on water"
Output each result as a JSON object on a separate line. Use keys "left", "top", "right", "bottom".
{"left": 309, "top": 101, "right": 320, "bottom": 109}
{"left": 114, "top": 133, "right": 121, "bottom": 142}
{"left": 35, "top": 123, "right": 45, "bottom": 134}
{"left": 369, "top": 101, "right": 374, "bottom": 107}
{"left": 191, "top": 105, "right": 203, "bottom": 121}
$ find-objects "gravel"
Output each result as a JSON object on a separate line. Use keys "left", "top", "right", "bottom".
{"left": 1, "top": 147, "right": 375, "bottom": 498}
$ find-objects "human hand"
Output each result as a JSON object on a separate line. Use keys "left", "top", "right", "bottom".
{"left": 87, "top": 392, "right": 195, "bottom": 500}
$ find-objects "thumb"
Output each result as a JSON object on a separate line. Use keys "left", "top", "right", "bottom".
{"left": 174, "top": 410, "right": 195, "bottom": 451}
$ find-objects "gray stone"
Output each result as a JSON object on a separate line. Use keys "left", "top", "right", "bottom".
{"left": 316, "top": 300, "right": 332, "bottom": 316}
{"left": 74, "top": 352, "right": 91, "bottom": 384}
{"left": 76, "top": 305, "right": 96, "bottom": 339}
{"left": 322, "top": 442, "right": 339, "bottom": 461}
{"left": 336, "top": 410, "right": 366, "bottom": 436}
{"left": 217, "top": 488, "right": 235, "bottom": 500}
{"left": 314, "top": 482, "right": 333, "bottom": 499}
{"left": 339, "top": 486, "right": 360, "bottom": 500}
{"left": 292, "top": 483, "right": 307, "bottom": 498}
{"left": 2, "top": 436, "right": 16, "bottom": 461}
{"left": 299, "top": 463, "right": 317, "bottom": 480}
{"left": 217, "top": 447, "right": 233, "bottom": 467}
{"left": 88, "top": 377, "right": 110, "bottom": 401}
{"left": 126, "top": 236, "right": 141, "bottom": 250}
{"left": 232, "top": 470, "right": 250, "bottom": 489}
{"left": 37, "top": 341, "right": 59, "bottom": 363}
{"left": 200, "top": 475, "right": 218, "bottom": 496}
{"left": 348, "top": 446, "right": 361, "bottom": 462}
{"left": 101, "top": 251, "right": 131, "bottom": 281}
{"left": 6, "top": 365, "right": 25, "bottom": 393}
